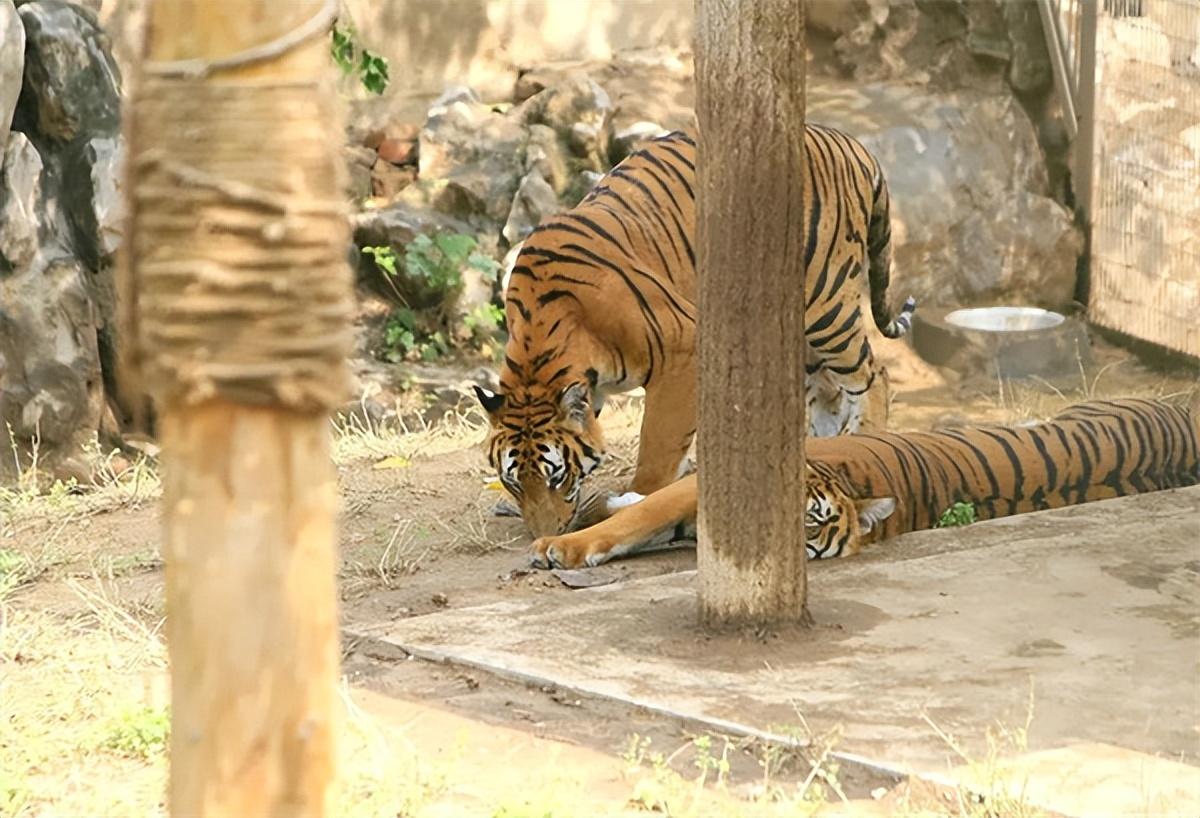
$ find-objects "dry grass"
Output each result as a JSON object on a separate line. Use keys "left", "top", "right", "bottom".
{"left": 0, "top": 572, "right": 169, "bottom": 817}
{"left": 0, "top": 438, "right": 161, "bottom": 534}
{"left": 980, "top": 353, "right": 1200, "bottom": 425}
{"left": 909, "top": 683, "right": 1054, "bottom": 818}
{"left": 331, "top": 401, "right": 491, "bottom": 466}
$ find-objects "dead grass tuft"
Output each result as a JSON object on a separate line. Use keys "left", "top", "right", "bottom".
{"left": 331, "top": 401, "right": 490, "bottom": 466}
{"left": 982, "top": 354, "right": 1200, "bottom": 424}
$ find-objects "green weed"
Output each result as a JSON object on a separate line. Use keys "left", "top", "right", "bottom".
{"left": 936, "top": 501, "right": 978, "bottom": 528}
{"left": 364, "top": 233, "right": 504, "bottom": 362}
{"left": 102, "top": 706, "right": 170, "bottom": 760}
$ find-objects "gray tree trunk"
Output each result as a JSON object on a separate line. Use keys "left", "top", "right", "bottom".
{"left": 695, "top": 0, "right": 810, "bottom": 628}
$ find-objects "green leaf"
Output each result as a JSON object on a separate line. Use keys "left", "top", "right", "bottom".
{"left": 935, "top": 501, "right": 977, "bottom": 528}
{"left": 330, "top": 27, "right": 355, "bottom": 73}
{"left": 434, "top": 233, "right": 476, "bottom": 265}
{"left": 467, "top": 251, "right": 501, "bottom": 281}
{"left": 363, "top": 245, "right": 398, "bottom": 277}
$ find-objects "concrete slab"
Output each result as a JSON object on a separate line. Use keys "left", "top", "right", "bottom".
{"left": 931, "top": 743, "right": 1200, "bottom": 818}
{"left": 378, "top": 488, "right": 1200, "bottom": 792}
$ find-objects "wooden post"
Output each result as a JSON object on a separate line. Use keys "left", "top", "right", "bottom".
{"left": 124, "top": 1, "right": 351, "bottom": 814}
{"left": 694, "top": 0, "right": 810, "bottom": 627}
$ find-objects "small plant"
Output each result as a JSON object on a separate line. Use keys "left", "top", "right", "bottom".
{"left": 363, "top": 233, "right": 505, "bottom": 363}
{"left": 381, "top": 308, "right": 450, "bottom": 363}
{"left": 936, "top": 501, "right": 978, "bottom": 528}
{"left": 331, "top": 24, "right": 389, "bottom": 95}
{"left": 362, "top": 245, "right": 398, "bottom": 278}
{"left": 404, "top": 233, "right": 499, "bottom": 293}
{"left": 462, "top": 303, "right": 506, "bottom": 359}
{"left": 0, "top": 548, "right": 25, "bottom": 599}
{"left": 691, "top": 734, "right": 731, "bottom": 789}
{"left": 103, "top": 706, "right": 170, "bottom": 760}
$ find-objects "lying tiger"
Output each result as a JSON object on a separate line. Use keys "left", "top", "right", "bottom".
{"left": 528, "top": 398, "right": 1200, "bottom": 569}
{"left": 476, "top": 127, "right": 915, "bottom": 538}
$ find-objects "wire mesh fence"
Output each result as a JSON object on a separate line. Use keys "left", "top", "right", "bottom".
{"left": 1088, "top": 0, "right": 1199, "bottom": 358}
{"left": 1041, "top": 0, "right": 1198, "bottom": 358}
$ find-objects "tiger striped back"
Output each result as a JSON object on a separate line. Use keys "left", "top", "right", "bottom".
{"left": 803, "top": 398, "right": 1200, "bottom": 558}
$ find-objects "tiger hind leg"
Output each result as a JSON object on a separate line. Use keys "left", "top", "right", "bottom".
{"left": 809, "top": 346, "right": 881, "bottom": 436}
{"left": 806, "top": 369, "right": 845, "bottom": 438}
{"left": 859, "top": 363, "right": 892, "bottom": 432}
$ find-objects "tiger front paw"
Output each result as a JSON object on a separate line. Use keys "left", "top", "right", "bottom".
{"left": 530, "top": 532, "right": 616, "bottom": 570}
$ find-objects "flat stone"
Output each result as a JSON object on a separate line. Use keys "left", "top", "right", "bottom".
{"left": 932, "top": 742, "right": 1200, "bottom": 818}
{"left": 378, "top": 487, "right": 1200, "bottom": 796}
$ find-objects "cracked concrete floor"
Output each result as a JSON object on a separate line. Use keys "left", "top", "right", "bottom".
{"left": 371, "top": 487, "right": 1200, "bottom": 817}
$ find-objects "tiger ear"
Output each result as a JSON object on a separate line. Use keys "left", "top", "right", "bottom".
{"left": 473, "top": 385, "right": 505, "bottom": 416}
{"left": 855, "top": 497, "right": 896, "bottom": 534}
{"left": 558, "top": 382, "right": 591, "bottom": 424}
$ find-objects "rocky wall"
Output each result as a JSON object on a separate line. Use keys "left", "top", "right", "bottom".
{"left": 0, "top": 0, "right": 1089, "bottom": 483}
{"left": 0, "top": 0, "right": 123, "bottom": 483}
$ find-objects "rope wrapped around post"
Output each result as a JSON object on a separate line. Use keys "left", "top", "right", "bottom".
{"left": 119, "top": 0, "right": 353, "bottom": 414}
{"left": 119, "top": 3, "right": 349, "bottom": 811}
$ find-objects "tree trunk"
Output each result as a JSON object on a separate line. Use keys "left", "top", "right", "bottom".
{"left": 694, "top": 0, "right": 810, "bottom": 627}
{"left": 128, "top": 1, "right": 350, "bottom": 814}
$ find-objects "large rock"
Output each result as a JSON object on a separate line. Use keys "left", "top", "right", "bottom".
{"left": 418, "top": 86, "right": 526, "bottom": 224}
{"left": 61, "top": 134, "right": 123, "bottom": 268}
{"left": 519, "top": 73, "right": 614, "bottom": 174}
{"left": 1002, "top": 0, "right": 1053, "bottom": 94}
{"left": 16, "top": 1, "right": 121, "bottom": 143}
{"left": 352, "top": 199, "right": 479, "bottom": 306}
{"left": 353, "top": 199, "right": 477, "bottom": 256}
{"left": 809, "top": 82, "right": 1081, "bottom": 308}
{"left": 0, "top": 0, "right": 23, "bottom": 164}
{"left": 524, "top": 123, "right": 570, "bottom": 195}
{"left": 502, "top": 169, "right": 560, "bottom": 245}
{"left": 0, "top": 0, "right": 126, "bottom": 483}
{"left": 0, "top": 132, "right": 42, "bottom": 270}
{"left": 0, "top": 133, "right": 103, "bottom": 482}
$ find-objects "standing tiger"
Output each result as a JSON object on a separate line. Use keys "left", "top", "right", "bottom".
{"left": 475, "top": 127, "right": 916, "bottom": 538}
{"left": 528, "top": 398, "right": 1200, "bottom": 568}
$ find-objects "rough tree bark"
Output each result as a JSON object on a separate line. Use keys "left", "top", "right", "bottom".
{"left": 127, "top": 1, "right": 350, "bottom": 814}
{"left": 695, "top": 0, "right": 810, "bottom": 627}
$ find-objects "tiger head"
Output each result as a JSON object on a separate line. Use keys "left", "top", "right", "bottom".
{"left": 474, "top": 376, "right": 607, "bottom": 538}
{"left": 804, "top": 462, "right": 896, "bottom": 559}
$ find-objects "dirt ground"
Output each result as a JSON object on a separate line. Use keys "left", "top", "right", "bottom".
{"left": 1, "top": 337, "right": 1195, "bottom": 816}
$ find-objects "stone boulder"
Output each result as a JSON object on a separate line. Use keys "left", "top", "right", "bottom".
{"left": 0, "top": 0, "right": 23, "bottom": 164}
{"left": 16, "top": 0, "right": 121, "bottom": 143}
{"left": 808, "top": 82, "right": 1081, "bottom": 309}
{"left": 353, "top": 200, "right": 478, "bottom": 259}
{"left": 519, "top": 72, "right": 614, "bottom": 175}
{"left": 502, "top": 169, "right": 560, "bottom": 245}
{"left": 0, "top": 133, "right": 103, "bottom": 482}
{"left": 0, "top": 0, "right": 126, "bottom": 484}
{"left": 352, "top": 200, "right": 481, "bottom": 305}
{"left": 524, "top": 123, "right": 570, "bottom": 196}
{"left": 61, "top": 134, "right": 122, "bottom": 268}
{"left": 418, "top": 86, "right": 526, "bottom": 224}
{"left": 0, "top": 131, "right": 41, "bottom": 270}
